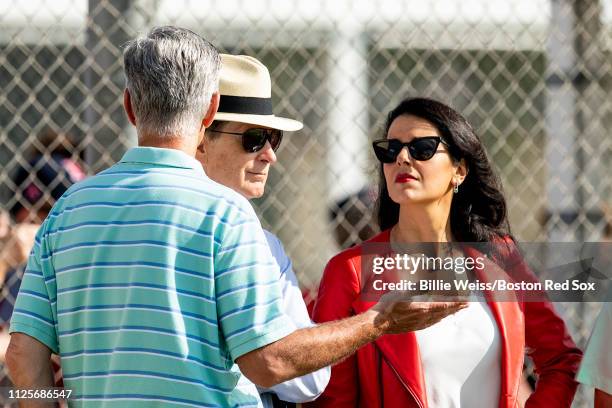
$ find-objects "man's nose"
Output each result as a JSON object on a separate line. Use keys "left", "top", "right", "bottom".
{"left": 258, "top": 141, "right": 277, "bottom": 164}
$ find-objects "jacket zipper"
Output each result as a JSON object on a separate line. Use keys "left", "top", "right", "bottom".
{"left": 377, "top": 347, "right": 425, "bottom": 408}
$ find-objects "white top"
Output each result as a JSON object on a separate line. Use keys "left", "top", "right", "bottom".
{"left": 415, "top": 299, "right": 501, "bottom": 407}
{"left": 577, "top": 302, "right": 612, "bottom": 394}
{"left": 236, "top": 230, "right": 331, "bottom": 408}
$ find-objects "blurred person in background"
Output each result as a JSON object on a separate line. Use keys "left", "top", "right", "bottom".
{"left": 6, "top": 129, "right": 84, "bottom": 224}
{"left": 2, "top": 132, "right": 87, "bottom": 321}
{"left": 0, "top": 210, "right": 38, "bottom": 371}
{"left": 1, "top": 130, "right": 86, "bottom": 316}
{"left": 576, "top": 215, "right": 612, "bottom": 408}
{"left": 0, "top": 210, "right": 38, "bottom": 291}
{"left": 197, "top": 53, "right": 330, "bottom": 408}
{"left": 329, "top": 187, "right": 378, "bottom": 251}
{"left": 577, "top": 302, "right": 612, "bottom": 408}
{"left": 0, "top": 140, "right": 86, "bottom": 391}
{"left": 309, "top": 97, "right": 582, "bottom": 408}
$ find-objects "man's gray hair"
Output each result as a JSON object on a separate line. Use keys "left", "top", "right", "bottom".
{"left": 123, "top": 26, "right": 221, "bottom": 138}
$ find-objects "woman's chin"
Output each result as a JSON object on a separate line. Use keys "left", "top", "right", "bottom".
{"left": 390, "top": 189, "right": 452, "bottom": 206}
{"left": 390, "top": 192, "right": 422, "bottom": 205}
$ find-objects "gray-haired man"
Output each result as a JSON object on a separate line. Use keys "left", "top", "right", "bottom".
{"left": 7, "top": 26, "right": 465, "bottom": 407}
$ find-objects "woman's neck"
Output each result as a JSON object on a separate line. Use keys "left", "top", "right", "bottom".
{"left": 393, "top": 202, "right": 453, "bottom": 243}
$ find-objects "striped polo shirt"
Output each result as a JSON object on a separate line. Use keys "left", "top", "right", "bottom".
{"left": 10, "top": 147, "right": 294, "bottom": 407}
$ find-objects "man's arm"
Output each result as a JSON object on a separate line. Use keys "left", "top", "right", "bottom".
{"left": 237, "top": 299, "right": 465, "bottom": 388}
{"left": 7, "top": 222, "right": 59, "bottom": 407}
{"left": 217, "top": 204, "right": 465, "bottom": 389}
{"left": 6, "top": 333, "right": 56, "bottom": 408}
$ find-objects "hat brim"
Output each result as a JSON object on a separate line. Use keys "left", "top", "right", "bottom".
{"left": 214, "top": 112, "right": 303, "bottom": 132}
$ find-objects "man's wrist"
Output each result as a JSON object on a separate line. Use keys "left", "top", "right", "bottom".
{"left": 362, "top": 309, "right": 389, "bottom": 340}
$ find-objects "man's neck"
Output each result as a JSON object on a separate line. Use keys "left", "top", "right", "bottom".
{"left": 138, "top": 134, "right": 197, "bottom": 157}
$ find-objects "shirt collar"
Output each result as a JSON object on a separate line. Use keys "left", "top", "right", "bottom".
{"left": 119, "top": 147, "right": 205, "bottom": 175}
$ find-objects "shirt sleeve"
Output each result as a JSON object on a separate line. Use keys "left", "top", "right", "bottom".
{"left": 577, "top": 303, "right": 612, "bottom": 394}
{"left": 9, "top": 226, "right": 59, "bottom": 353}
{"left": 258, "top": 231, "right": 331, "bottom": 402}
{"left": 214, "top": 203, "right": 294, "bottom": 361}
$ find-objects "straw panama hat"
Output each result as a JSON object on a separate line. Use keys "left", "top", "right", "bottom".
{"left": 215, "top": 54, "right": 304, "bottom": 132}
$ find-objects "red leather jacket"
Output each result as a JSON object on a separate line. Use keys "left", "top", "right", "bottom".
{"left": 308, "top": 230, "right": 582, "bottom": 408}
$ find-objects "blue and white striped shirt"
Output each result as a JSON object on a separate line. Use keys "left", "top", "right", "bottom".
{"left": 10, "top": 147, "right": 294, "bottom": 407}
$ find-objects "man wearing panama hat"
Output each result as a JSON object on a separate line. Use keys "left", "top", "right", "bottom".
{"left": 197, "top": 54, "right": 330, "bottom": 407}
{"left": 198, "top": 54, "right": 302, "bottom": 201}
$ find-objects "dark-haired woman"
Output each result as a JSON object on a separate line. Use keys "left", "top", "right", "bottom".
{"left": 309, "top": 98, "right": 582, "bottom": 407}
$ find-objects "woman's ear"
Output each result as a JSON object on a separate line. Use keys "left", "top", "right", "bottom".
{"left": 454, "top": 158, "right": 468, "bottom": 186}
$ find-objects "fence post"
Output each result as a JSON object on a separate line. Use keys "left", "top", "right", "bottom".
{"left": 545, "top": 0, "right": 578, "bottom": 242}
{"left": 83, "top": 0, "right": 157, "bottom": 171}
{"left": 326, "top": 27, "right": 370, "bottom": 204}
{"left": 572, "top": 0, "right": 607, "bottom": 240}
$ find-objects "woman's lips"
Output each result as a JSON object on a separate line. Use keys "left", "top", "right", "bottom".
{"left": 395, "top": 173, "right": 417, "bottom": 183}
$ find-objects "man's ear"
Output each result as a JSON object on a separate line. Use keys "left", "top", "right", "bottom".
{"left": 197, "top": 138, "right": 206, "bottom": 154}
{"left": 202, "top": 92, "right": 220, "bottom": 129}
{"left": 195, "top": 134, "right": 211, "bottom": 167}
{"left": 123, "top": 89, "right": 137, "bottom": 126}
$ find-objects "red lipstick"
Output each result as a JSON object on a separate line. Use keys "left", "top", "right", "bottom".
{"left": 395, "top": 173, "right": 416, "bottom": 183}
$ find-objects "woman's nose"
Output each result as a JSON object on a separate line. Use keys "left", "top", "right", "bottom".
{"left": 396, "top": 146, "right": 411, "bottom": 165}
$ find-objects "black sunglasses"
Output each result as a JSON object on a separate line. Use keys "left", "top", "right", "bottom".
{"left": 372, "top": 136, "right": 449, "bottom": 163}
{"left": 209, "top": 127, "right": 283, "bottom": 153}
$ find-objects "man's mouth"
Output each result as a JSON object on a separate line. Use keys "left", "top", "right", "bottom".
{"left": 247, "top": 171, "right": 267, "bottom": 177}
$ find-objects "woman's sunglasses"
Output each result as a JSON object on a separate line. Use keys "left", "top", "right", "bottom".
{"left": 209, "top": 128, "right": 283, "bottom": 153}
{"left": 372, "top": 136, "right": 449, "bottom": 163}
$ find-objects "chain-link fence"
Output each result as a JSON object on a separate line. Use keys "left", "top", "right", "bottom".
{"left": 1, "top": 0, "right": 611, "bottom": 406}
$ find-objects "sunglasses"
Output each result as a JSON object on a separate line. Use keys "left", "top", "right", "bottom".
{"left": 372, "top": 136, "right": 449, "bottom": 163}
{"left": 209, "top": 127, "right": 283, "bottom": 153}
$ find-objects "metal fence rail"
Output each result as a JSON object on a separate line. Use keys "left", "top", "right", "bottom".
{"left": 1, "top": 1, "right": 611, "bottom": 406}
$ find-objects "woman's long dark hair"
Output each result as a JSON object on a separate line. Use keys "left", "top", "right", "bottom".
{"left": 376, "top": 97, "right": 510, "bottom": 243}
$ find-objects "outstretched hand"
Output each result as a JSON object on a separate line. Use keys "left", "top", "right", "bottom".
{"left": 372, "top": 291, "right": 468, "bottom": 334}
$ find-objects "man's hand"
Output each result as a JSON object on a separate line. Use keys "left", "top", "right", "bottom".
{"left": 371, "top": 292, "right": 468, "bottom": 335}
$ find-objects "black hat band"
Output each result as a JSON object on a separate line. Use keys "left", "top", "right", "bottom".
{"left": 218, "top": 95, "right": 273, "bottom": 115}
